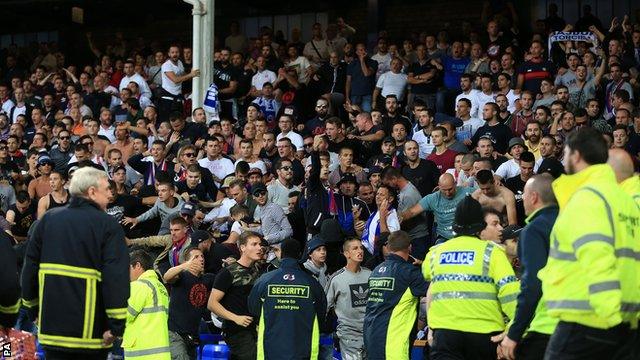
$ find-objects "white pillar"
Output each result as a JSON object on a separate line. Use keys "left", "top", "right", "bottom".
{"left": 189, "top": 0, "right": 204, "bottom": 111}
{"left": 198, "top": 0, "right": 215, "bottom": 110}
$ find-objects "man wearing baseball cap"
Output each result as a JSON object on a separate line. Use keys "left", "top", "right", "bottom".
{"left": 495, "top": 137, "right": 529, "bottom": 181}
{"left": 253, "top": 183, "right": 292, "bottom": 246}
{"left": 28, "top": 153, "right": 55, "bottom": 200}
{"left": 190, "top": 230, "right": 236, "bottom": 274}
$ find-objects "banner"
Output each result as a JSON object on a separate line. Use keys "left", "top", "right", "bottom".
{"left": 548, "top": 31, "right": 598, "bottom": 57}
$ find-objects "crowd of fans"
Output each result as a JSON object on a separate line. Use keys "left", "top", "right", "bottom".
{"left": 1, "top": 1, "right": 640, "bottom": 359}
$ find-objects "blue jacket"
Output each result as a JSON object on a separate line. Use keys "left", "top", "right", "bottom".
{"left": 248, "top": 258, "right": 327, "bottom": 360}
{"left": 507, "top": 205, "right": 559, "bottom": 341}
{"left": 364, "top": 254, "right": 428, "bottom": 360}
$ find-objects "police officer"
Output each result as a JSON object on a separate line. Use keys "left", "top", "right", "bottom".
{"left": 422, "top": 196, "right": 519, "bottom": 360}
{"left": 122, "top": 250, "right": 170, "bottom": 359}
{"left": 22, "top": 167, "right": 129, "bottom": 360}
{"left": 363, "top": 230, "right": 428, "bottom": 360}
{"left": 248, "top": 238, "right": 327, "bottom": 360}
{"left": 538, "top": 128, "right": 640, "bottom": 359}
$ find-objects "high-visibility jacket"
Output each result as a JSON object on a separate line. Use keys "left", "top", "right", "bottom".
{"left": 21, "top": 197, "right": 130, "bottom": 352}
{"left": 621, "top": 175, "right": 640, "bottom": 208}
{"left": 539, "top": 164, "right": 640, "bottom": 329}
{"left": 364, "top": 253, "right": 429, "bottom": 360}
{"left": 122, "top": 270, "right": 170, "bottom": 359}
{"left": 422, "top": 236, "right": 520, "bottom": 333}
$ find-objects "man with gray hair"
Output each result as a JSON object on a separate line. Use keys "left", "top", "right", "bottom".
{"left": 22, "top": 167, "right": 130, "bottom": 360}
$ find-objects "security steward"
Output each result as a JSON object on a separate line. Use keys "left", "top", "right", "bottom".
{"left": 21, "top": 167, "right": 130, "bottom": 360}
{"left": 538, "top": 128, "right": 640, "bottom": 359}
{"left": 364, "top": 230, "right": 429, "bottom": 360}
{"left": 422, "top": 196, "right": 519, "bottom": 360}
{"left": 123, "top": 250, "right": 170, "bottom": 359}
{"left": 248, "top": 238, "right": 327, "bottom": 360}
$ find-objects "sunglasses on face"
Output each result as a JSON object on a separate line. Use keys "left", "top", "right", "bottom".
{"left": 304, "top": 143, "right": 313, "bottom": 148}
{"left": 183, "top": 153, "right": 196, "bottom": 158}
{"left": 255, "top": 190, "right": 267, "bottom": 197}
{"left": 280, "top": 166, "right": 293, "bottom": 171}
{"left": 59, "top": 136, "right": 70, "bottom": 140}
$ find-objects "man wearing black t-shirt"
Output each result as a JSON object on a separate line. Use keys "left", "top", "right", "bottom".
{"left": 349, "top": 112, "right": 385, "bottom": 162}
{"left": 407, "top": 45, "right": 438, "bottom": 110}
{"left": 191, "top": 230, "right": 237, "bottom": 275}
{"left": 471, "top": 103, "right": 513, "bottom": 154}
{"left": 504, "top": 151, "right": 536, "bottom": 226}
{"left": 164, "top": 246, "right": 215, "bottom": 360}
{"left": 401, "top": 140, "right": 440, "bottom": 197}
{"left": 516, "top": 40, "right": 556, "bottom": 96}
{"left": 214, "top": 48, "right": 239, "bottom": 119}
{"left": 208, "top": 231, "right": 263, "bottom": 360}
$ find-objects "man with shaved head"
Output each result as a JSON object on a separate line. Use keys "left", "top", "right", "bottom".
{"left": 399, "top": 173, "right": 474, "bottom": 244}
{"left": 608, "top": 149, "right": 640, "bottom": 207}
{"left": 499, "top": 173, "right": 558, "bottom": 359}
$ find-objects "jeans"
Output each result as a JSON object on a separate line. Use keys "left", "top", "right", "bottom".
{"left": 169, "top": 331, "right": 196, "bottom": 360}
{"left": 544, "top": 321, "right": 635, "bottom": 360}
{"left": 410, "top": 234, "right": 430, "bottom": 260}
{"left": 14, "top": 307, "right": 36, "bottom": 334}
{"left": 350, "top": 95, "right": 372, "bottom": 113}
{"left": 411, "top": 93, "right": 436, "bottom": 112}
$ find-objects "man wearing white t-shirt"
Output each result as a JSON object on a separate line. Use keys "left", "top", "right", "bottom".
{"left": 454, "top": 74, "right": 481, "bottom": 118}
{"left": 249, "top": 56, "right": 276, "bottom": 96}
{"left": 159, "top": 45, "right": 200, "bottom": 121}
{"left": 455, "top": 98, "right": 485, "bottom": 143}
{"left": 285, "top": 46, "right": 312, "bottom": 84}
{"left": 119, "top": 59, "right": 152, "bottom": 99}
{"left": 474, "top": 74, "right": 497, "bottom": 112}
{"left": 411, "top": 108, "right": 435, "bottom": 158}
{"left": 372, "top": 58, "right": 408, "bottom": 109}
{"left": 198, "top": 137, "right": 234, "bottom": 187}
{"left": 497, "top": 73, "right": 519, "bottom": 113}
{"left": 276, "top": 114, "right": 304, "bottom": 154}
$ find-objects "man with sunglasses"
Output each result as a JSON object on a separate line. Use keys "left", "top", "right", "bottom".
{"left": 174, "top": 144, "right": 218, "bottom": 201}
{"left": 50, "top": 129, "right": 74, "bottom": 173}
{"left": 305, "top": 98, "right": 331, "bottom": 136}
{"left": 27, "top": 153, "right": 55, "bottom": 200}
{"left": 267, "top": 158, "right": 300, "bottom": 214}
{"left": 252, "top": 183, "right": 292, "bottom": 247}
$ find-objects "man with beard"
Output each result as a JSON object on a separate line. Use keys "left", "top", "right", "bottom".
{"left": 305, "top": 98, "right": 331, "bottom": 136}
{"left": 380, "top": 95, "right": 412, "bottom": 137}
{"left": 267, "top": 158, "right": 300, "bottom": 214}
{"left": 214, "top": 47, "right": 239, "bottom": 119}
{"left": 401, "top": 140, "right": 440, "bottom": 197}
{"left": 524, "top": 121, "right": 542, "bottom": 160}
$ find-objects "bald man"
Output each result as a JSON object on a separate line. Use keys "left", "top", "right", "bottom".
{"left": 608, "top": 149, "right": 640, "bottom": 207}
{"left": 400, "top": 173, "right": 474, "bottom": 244}
{"left": 500, "top": 174, "right": 559, "bottom": 359}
